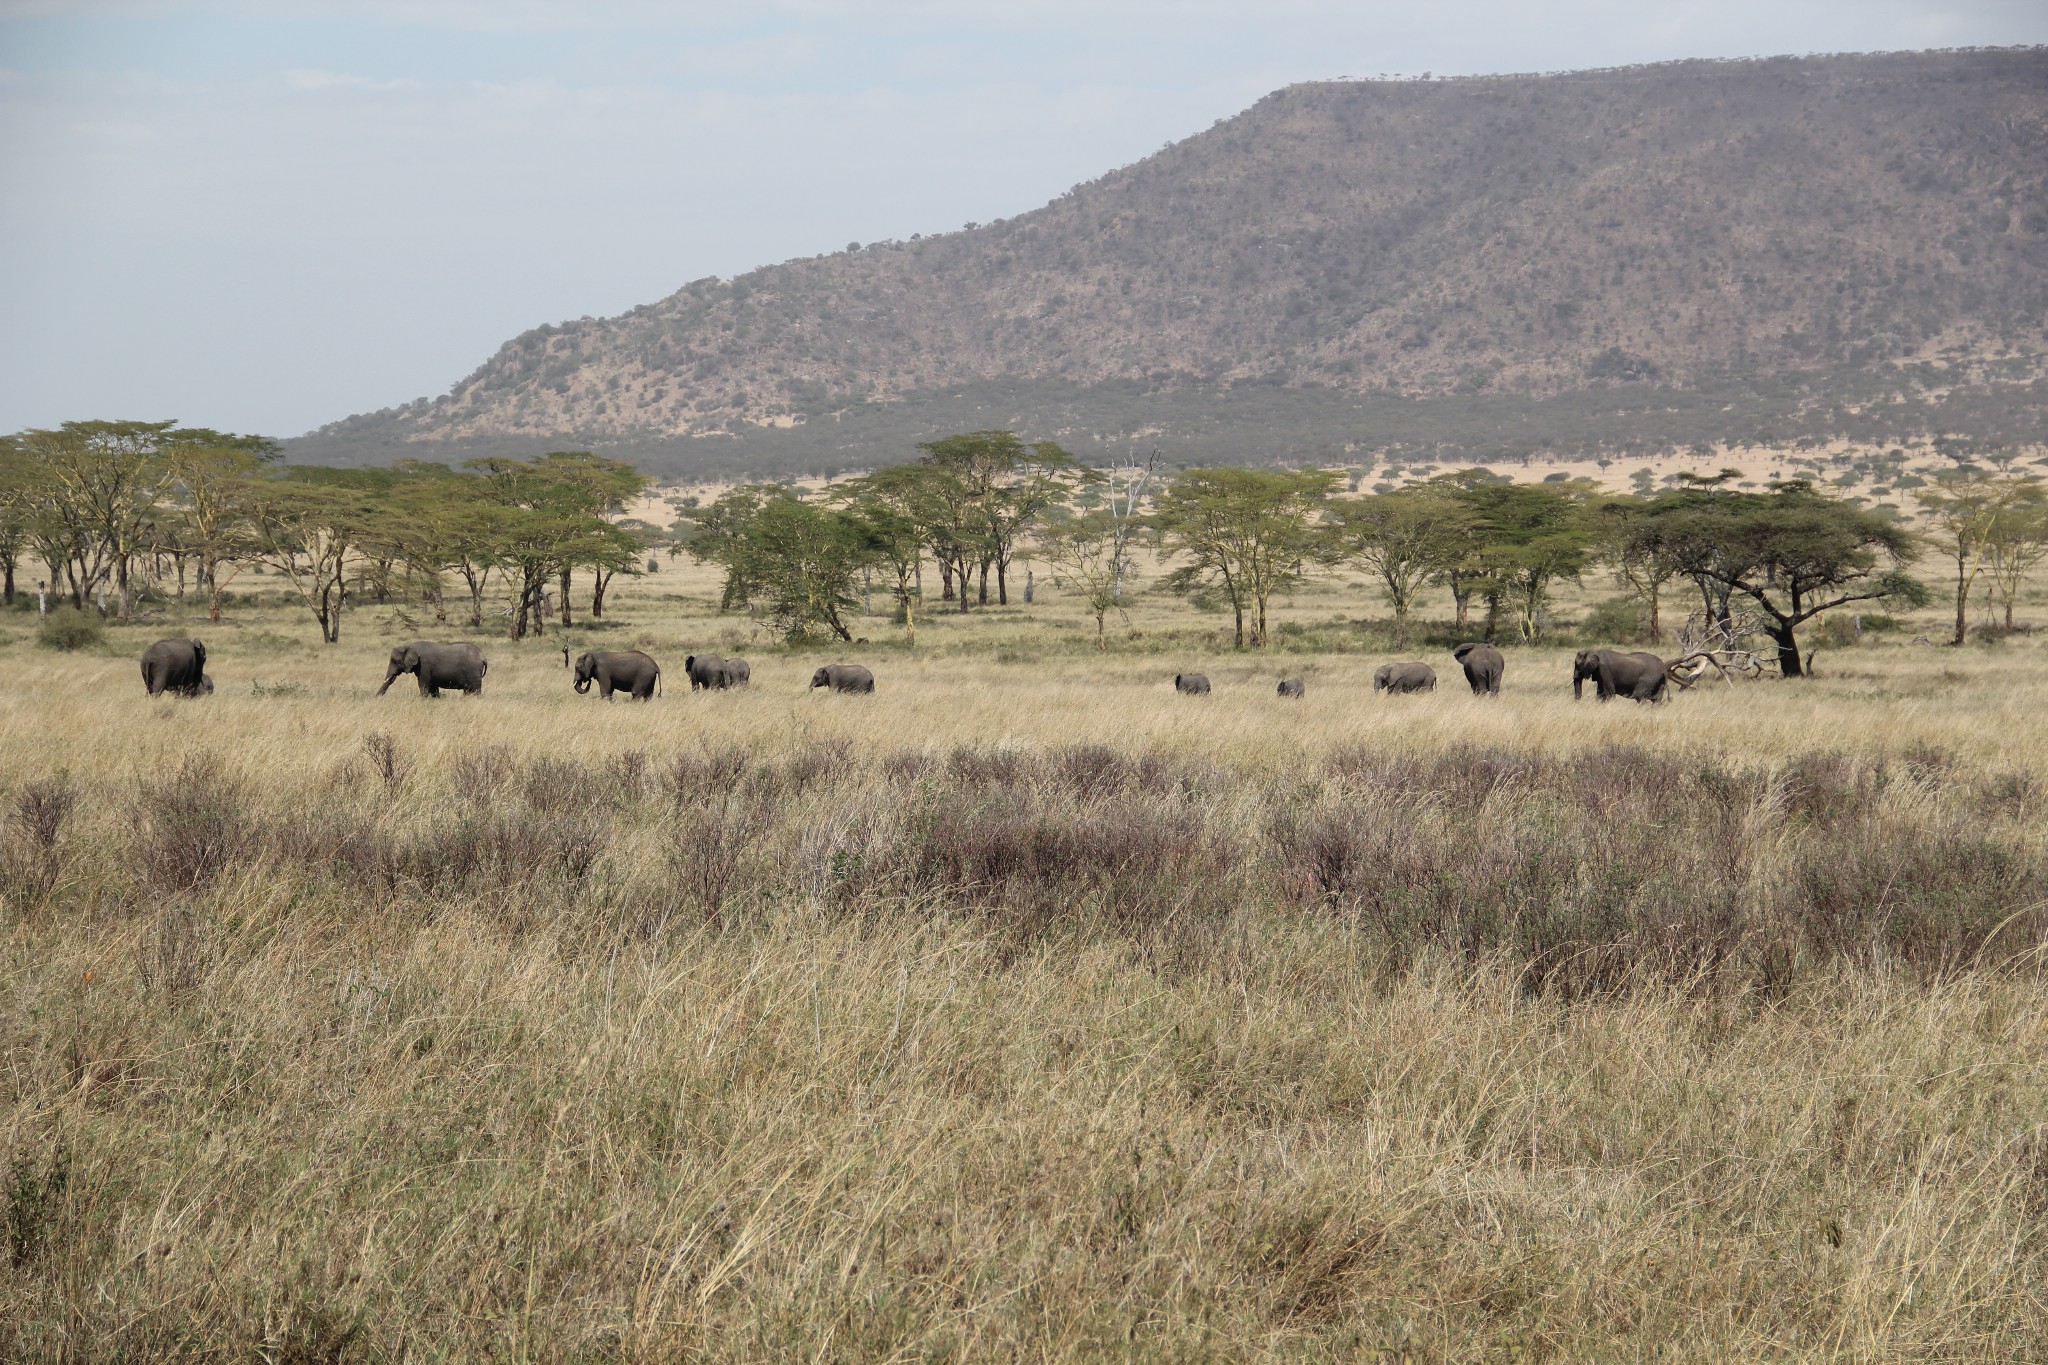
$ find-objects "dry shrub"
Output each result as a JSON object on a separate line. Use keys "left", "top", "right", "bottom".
{"left": 14, "top": 776, "right": 77, "bottom": 853}
{"left": 445, "top": 745, "right": 517, "bottom": 799}
{"left": 666, "top": 783, "right": 782, "bottom": 924}
{"left": 137, "top": 754, "right": 252, "bottom": 891}
{"left": 137, "top": 903, "right": 211, "bottom": 996}
{"left": 908, "top": 794, "right": 1233, "bottom": 934}
{"left": 360, "top": 732, "right": 408, "bottom": 791}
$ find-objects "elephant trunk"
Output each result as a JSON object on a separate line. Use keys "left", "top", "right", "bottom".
{"left": 1573, "top": 671, "right": 1585, "bottom": 701}
{"left": 376, "top": 666, "right": 401, "bottom": 696}
{"left": 574, "top": 675, "right": 593, "bottom": 694}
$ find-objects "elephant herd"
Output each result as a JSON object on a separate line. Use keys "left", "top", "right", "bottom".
{"left": 1177, "top": 642, "right": 1684, "bottom": 704}
{"left": 139, "top": 637, "right": 879, "bottom": 700}
{"left": 138, "top": 634, "right": 1680, "bottom": 706}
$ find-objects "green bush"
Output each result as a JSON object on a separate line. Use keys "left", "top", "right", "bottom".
{"left": 1577, "top": 595, "right": 1648, "bottom": 645}
{"left": 37, "top": 607, "right": 104, "bottom": 652}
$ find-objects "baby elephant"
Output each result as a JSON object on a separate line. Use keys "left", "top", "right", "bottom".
{"left": 1373, "top": 662, "right": 1437, "bottom": 695}
{"left": 1277, "top": 677, "right": 1305, "bottom": 698}
{"left": 720, "top": 657, "right": 751, "bottom": 687}
{"left": 1174, "top": 673, "right": 1211, "bottom": 695}
{"left": 810, "top": 663, "right": 874, "bottom": 693}
{"left": 140, "top": 638, "right": 212, "bottom": 698}
{"left": 573, "top": 649, "right": 660, "bottom": 701}
{"left": 684, "top": 653, "right": 728, "bottom": 690}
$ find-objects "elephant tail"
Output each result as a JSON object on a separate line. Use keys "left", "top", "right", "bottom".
{"left": 656, "top": 668, "right": 663, "bottom": 698}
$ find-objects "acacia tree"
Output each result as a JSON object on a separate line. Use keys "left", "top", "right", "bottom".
{"left": 1983, "top": 489, "right": 2048, "bottom": 630}
{"left": 834, "top": 465, "right": 934, "bottom": 646}
{"left": 1649, "top": 480, "right": 1927, "bottom": 676}
{"left": 252, "top": 468, "right": 388, "bottom": 643}
{"left": 166, "top": 431, "right": 281, "bottom": 622}
{"left": 1153, "top": 467, "right": 1336, "bottom": 649}
{"left": 1038, "top": 513, "right": 1131, "bottom": 652}
{"left": 1916, "top": 471, "right": 2043, "bottom": 645}
{"left": 1442, "top": 476, "right": 1594, "bottom": 643}
{"left": 0, "top": 437, "right": 33, "bottom": 604}
{"left": 12, "top": 420, "right": 182, "bottom": 616}
{"left": 1592, "top": 496, "right": 1682, "bottom": 642}
{"left": 689, "top": 486, "right": 872, "bottom": 641}
{"left": 1329, "top": 484, "right": 1471, "bottom": 645}
{"left": 914, "top": 430, "right": 1094, "bottom": 607}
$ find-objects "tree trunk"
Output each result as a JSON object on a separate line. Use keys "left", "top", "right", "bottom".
{"left": 976, "top": 560, "right": 989, "bottom": 606}
{"left": 995, "top": 556, "right": 1008, "bottom": 606}
{"left": 940, "top": 561, "right": 954, "bottom": 602}
{"left": 115, "top": 556, "right": 132, "bottom": 621}
{"left": 1950, "top": 556, "right": 1969, "bottom": 647}
{"left": 592, "top": 569, "right": 612, "bottom": 619}
{"left": 559, "top": 567, "right": 573, "bottom": 628}
{"left": 1, "top": 556, "right": 13, "bottom": 605}
{"left": 1645, "top": 585, "right": 1661, "bottom": 642}
{"left": 1770, "top": 622, "right": 1804, "bottom": 678}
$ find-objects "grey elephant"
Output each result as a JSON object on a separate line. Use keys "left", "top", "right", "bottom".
{"left": 684, "top": 653, "right": 729, "bottom": 690}
{"left": 378, "top": 641, "right": 487, "bottom": 698}
{"left": 1174, "top": 673, "right": 1211, "bottom": 695}
{"left": 1373, "top": 662, "right": 1436, "bottom": 694}
{"left": 720, "top": 657, "right": 751, "bottom": 687}
{"left": 1277, "top": 677, "right": 1305, "bottom": 698}
{"left": 1452, "top": 642, "right": 1504, "bottom": 696}
{"left": 573, "top": 649, "right": 660, "bottom": 701}
{"left": 1573, "top": 648, "right": 1673, "bottom": 703}
{"left": 141, "top": 639, "right": 212, "bottom": 697}
{"left": 811, "top": 663, "right": 874, "bottom": 693}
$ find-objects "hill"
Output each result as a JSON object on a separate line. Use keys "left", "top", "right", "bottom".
{"left": 296, "top": 48, "right": 2048, "bottom": 478}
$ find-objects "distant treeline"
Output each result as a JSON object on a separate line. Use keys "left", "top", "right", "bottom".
{"left": 289, "top": 360, "right": 2048, "bottom": 485}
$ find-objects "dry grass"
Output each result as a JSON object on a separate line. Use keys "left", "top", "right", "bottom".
{"left": 3, "top": 564, "right": 2047, "bottom": 1361}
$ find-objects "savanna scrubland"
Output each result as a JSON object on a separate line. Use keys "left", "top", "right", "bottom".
{"left": 3, "top": 550, "right": 2047, "bottom": 1362}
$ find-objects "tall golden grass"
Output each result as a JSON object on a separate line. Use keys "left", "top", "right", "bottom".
{"left": 2, "top": 564, "right": 2046, "bottom": 1360}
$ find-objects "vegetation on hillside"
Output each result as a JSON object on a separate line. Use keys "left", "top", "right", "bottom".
{"left": 298, "top": 48, "right": 2048, "bottom": 478}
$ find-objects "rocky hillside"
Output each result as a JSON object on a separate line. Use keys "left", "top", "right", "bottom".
{"left": 304, "top": 48, "right": 2048, "bottom": 475}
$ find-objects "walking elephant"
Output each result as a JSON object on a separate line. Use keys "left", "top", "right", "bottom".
{"left": 719, "top": 658, "right": 751, "bottom": 687}
{"left": 1277, "top": 677, "right": 1305, "bottom": 698}
{"left": 810, "top": 663, "right": 874, "bottom": 694}
{"left": 1572, "top": 648, "right": 1673, "bottom": 703}
{"left": 378, "top": 641, "right": 487, "bottom": 698}
{"left": 573, "top": 649, "right": 660, "bottom": 701}
{"left": 1174, "top": 673, "right": 1211, "bottom": 695}
{"left": 684, "top": 653, "right": 729, "bottom": 690}
{"left": 1373, "top": 662, "right": 1436, "bottom": 694}
{"left": 1452, "top": 643, "right": 1504, "bottom": 696}
{"left": 141, "top": 638, "right": 211, "bottom": 698}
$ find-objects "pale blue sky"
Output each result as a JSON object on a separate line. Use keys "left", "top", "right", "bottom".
{"left": 2, "top": 1, "right": 2042, "bottom": 437}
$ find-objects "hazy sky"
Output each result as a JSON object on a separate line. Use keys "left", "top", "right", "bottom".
{"left": 2, "top": 1, "right": 2042, "bottom": 437}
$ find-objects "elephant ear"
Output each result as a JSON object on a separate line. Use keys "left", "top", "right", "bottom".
{"left": 191, "top": 640, "right": 207, "bottom": 666}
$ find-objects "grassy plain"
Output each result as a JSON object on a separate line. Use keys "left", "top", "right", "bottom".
{"left": 3, "top": 551, "right": 2047, "bottom": 1361}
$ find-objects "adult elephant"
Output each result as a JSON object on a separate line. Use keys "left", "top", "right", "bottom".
{"left": 141, "top": 638, "right": 211, "bottom": 698}
{"left": 810, "top": 663, "right": 874, "bottom": 694}
{"left": 573, "top": 649, "right": 660, "bottom": 701}
{"left": 1573, "top": 648, "right": 1673, "bottom": 703}
{"left": 378, "top": 641, "right": 487, "bottom": 698}
{"left": 720, "top": 658, "right": 751, "bottom": 687}
{"left": 1373, "top": 662, "right": 1436, "bottom": 694}
{"left": 1174, "top": 673, "right": 1211, "bottom": 695}
{"left": 1452, "top": 643, "right": 1504, "bottom": 696}
{"left": 684, "top": 653, "right": 728, "bottom": 690}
